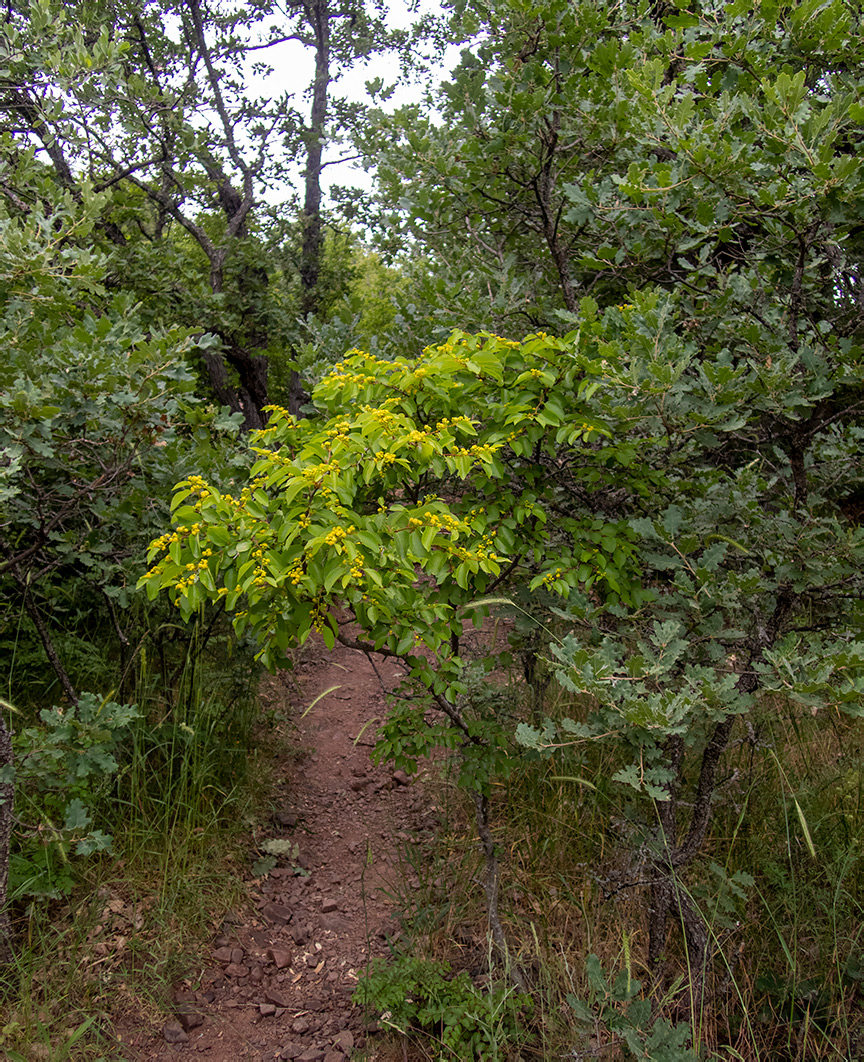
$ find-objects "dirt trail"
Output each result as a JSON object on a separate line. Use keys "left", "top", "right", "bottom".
{"left": 124, "top": 638, "right": 434, "bottom": 1061}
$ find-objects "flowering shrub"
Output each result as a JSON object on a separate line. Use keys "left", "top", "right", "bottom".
{"left": 141, "top": 330, "right": 635, "bottom": 697}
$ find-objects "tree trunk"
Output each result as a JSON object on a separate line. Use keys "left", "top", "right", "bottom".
{"left": 300, "top": 0, "right": 330, "bottom": 321}
{"left": 287, "top": 0, "right": 331, "bottom": 418}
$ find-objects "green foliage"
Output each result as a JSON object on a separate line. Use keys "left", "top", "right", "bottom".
{"left": 8, "top": 693, "right": 140, "bottom": 898}
{"left": 141, "top": 328, "right": 642, "bottom": 803}
{"left": 354, "top": 954, "right": 532, "bottom": 1060}
{"left": 368, "top": 0, "right": 864, "bottom": 336}
{"left": 287, "top": 241, "right": 411, "bottom": 389}
{"left": 567, "top": 955, "right": 696, "bottom": 1061}
{"left": 141, "top": 330, "right": 633, "bottom": 659}
{"left": 0, "top": 132, "right": 247, "bottom": 703}
{"left": 508, "top": 286, "right": 864, "bottom": 803}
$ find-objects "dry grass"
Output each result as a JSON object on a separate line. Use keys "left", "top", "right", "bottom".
{"left": 378, "top": 657, "right": 864, "bottom": 1061}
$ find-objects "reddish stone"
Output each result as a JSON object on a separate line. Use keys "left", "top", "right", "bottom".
{"left": 261, "top": 902, "right": 293, "bottom": 925}
{"left": 175, "top": 1005, "right": 204, "bottom": 1031}
{"left": 162, "top": 1021, "right": 188, "bottom": 1044}
{"left": 265, "top": 988, "right": 289, "bottom": 1008}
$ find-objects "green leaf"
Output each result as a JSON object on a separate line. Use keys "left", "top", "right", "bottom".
{"left": 661, "top": 505, "right": 683, "bottom": 538}
{"left": 64, "top": 798, "right": 91, "bottom": 831}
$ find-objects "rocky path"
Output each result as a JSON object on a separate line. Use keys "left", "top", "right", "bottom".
{"left": 124, "top": 637, "right": 435, "bottom": 1061}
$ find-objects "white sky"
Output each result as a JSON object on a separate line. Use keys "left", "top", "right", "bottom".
{"left": 245, "top": 0, "right": 463, "bottom": 202}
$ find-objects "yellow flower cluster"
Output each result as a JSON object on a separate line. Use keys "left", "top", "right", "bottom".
{"left": 361, "top": 406, "right": 398, "bottom": 428}
{"left": 310, "top": 597, "right": 327, "bottom": 633}
{"left": 185, "top": 475, "right": 209, "bottom": 495}
{"left": 287, "top": 564, "right": 304, "bottom": 586}
{"left": 422, "top": 512, "right": 462, "bottom": 531}
{"left": 150, "top": 532, "right": 177, "bottom": 552}
{"left": 176, "top": 550, "right": 213, "bottom": 590}
{"left": 449, "top": 442, "right": 499, "bottom": 459}
{"left": 475, "top": 534, "right": 499, "bottom": 561}
{"left": 324, "top": 524, "right": 355, "bottom": 547}
{"left": 330, "top": 370, "right": 378, "bottom": 387}
{"left": 377, "top": 452, "right": 398, "bottom": 466}
{"left": 325, "top": 419, "right": 351, "bottom": 440}
{"left": 150, "top": 522, "right": 202, "bottom": 554}
{"left": 430, "top": 415, "right": 473, "bottom": 433}
{"left": 253, "top": 446, "right": 292, "bottom": 466}
{"left": 541, "top": 568, "right": 565, "bottom": 586}
{"left": 330, "top": 352, "right": 393, "bottom": 378}
{"left": 301, "top": 461, "right": 340, "bottom": 479}
{"left": 255, "top": 408, "right": 293, "bottom": 435}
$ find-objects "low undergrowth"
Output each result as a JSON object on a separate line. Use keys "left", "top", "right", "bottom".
{"left": 369, "top": 645, "right": 864, "bottom": 1062}
{"left": 0, "top": 605, "right": 264, "bottom": 1059}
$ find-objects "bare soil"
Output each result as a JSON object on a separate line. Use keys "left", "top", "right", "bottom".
{"left": 117, "top": 637, "right": 438, "bottom": 1061}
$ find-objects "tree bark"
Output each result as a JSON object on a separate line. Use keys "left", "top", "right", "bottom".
{"left": 288, "top": 0, "right": 331, "bottom": 418}
{"left": 300, "top": 0, "right": 330, "bottom": 321}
